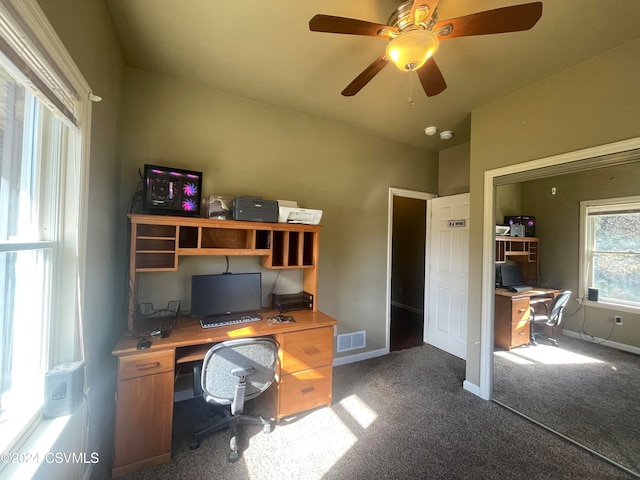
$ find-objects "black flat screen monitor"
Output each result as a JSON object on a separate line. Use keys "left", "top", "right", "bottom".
{"left": 191, "top": 273, "right": 262, "bottom": 317}
{"left": 500, "top": 264, "right": 523, "bottom": 287}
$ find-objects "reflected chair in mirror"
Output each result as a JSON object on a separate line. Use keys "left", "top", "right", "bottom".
{"left": 189, "top": 337, "right": 279, "bottom": 462}
{"left": 529, "top": 290, "right": 572, "bottom": 346}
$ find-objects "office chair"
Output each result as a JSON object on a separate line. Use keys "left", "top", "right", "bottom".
{"left": 189, "top": 337, "right": 279, "bottom": 462}
{"left": 529, "top": 290, "right": 572, "bottom": 346}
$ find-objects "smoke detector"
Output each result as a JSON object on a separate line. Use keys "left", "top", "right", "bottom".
{"left": 424, "top": 126, "right": 438, "bottom": 136}
{"left": 439, "top": 130, "right": 453, "bottom": 140}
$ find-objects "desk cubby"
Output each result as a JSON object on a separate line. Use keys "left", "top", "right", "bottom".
{"left": 268, "top": 230, "right": 317, "bottom": 268}
{"left": 133, "top": 224, "right": 178, "bottom": 271}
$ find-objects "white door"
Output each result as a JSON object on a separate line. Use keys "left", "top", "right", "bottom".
{"left": 426, "top": 193, "right": 470, "bottom": 359}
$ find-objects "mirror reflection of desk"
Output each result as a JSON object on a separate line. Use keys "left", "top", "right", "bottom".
{"left": 494, "top": 288, "right": 560, "bottom": 350}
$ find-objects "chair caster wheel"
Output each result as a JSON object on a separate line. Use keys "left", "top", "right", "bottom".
{"left": 229, "top": 451, "right": 239, "bottom": 463}
{"left": 263, "top": 420, "right": 275, "bottom": 434}
{"left": 189, "top": 439, "right": 200, "bottom": 450}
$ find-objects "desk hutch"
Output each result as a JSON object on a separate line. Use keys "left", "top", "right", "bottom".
{"left": 111, "top": 214, "right": 337, "bottom": 477}
{"left": 495, "top": 235, "right": 539, "bottom": 286}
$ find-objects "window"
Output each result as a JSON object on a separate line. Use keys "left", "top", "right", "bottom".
{"left": 0, "top": 0, "right": 91, "bottom": 457}
{"left": 580, "top": 196, "right": 640, "bottom": 311}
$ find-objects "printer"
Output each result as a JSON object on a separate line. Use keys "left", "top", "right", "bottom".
{"left": 233, "top": 196, "right": 278, "bottom": 223}
{"left": 277, "top": 200, "right": 323, "bottom": 225}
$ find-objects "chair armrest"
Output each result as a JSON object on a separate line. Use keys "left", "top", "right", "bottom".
{"left": 529, "top": 297, "right": 551, "bottom": 316}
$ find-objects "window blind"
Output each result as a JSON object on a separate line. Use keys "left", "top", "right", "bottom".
{"left": 0, "top": 2, "right": 78, "bottom": 126}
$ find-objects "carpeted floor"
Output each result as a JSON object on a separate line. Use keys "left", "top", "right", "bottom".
{"left": 493, "top": 334, "right": 640, "bottom": 476}
{"left": 119, "top": 344, "right": 635, "bottom": 480}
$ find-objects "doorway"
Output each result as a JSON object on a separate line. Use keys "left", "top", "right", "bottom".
{"left": 387, "top": 188, "right": 435, "bottom": 352}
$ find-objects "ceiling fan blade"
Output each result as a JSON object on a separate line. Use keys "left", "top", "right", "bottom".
{"left": 342, "top": 54, "right": 389, "bottom": 97}
{"left": 410, "top": 0, "right": 441, "bottom": 26}
{"left": 309, "top": 14, "right": 397, "bottom": 38}
{"left": 434, "top": 2, "right": 543, "bottom": 39}
{"left": 417, "top": 57, "right": 447, "bottom": 97}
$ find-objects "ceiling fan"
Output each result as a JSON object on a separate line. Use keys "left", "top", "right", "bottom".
{"left": 309, "top": 0, "right": 543, "bottom": 97}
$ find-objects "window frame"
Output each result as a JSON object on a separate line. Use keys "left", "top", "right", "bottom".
{"left": 579, "top": 195, "right": 640, "bottom": 314}
{"left": 0, "top": 0, "right": 92, "bottom": 458}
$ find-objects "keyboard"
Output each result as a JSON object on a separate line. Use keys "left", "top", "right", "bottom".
{"left": 200, "top": 313, "right": 262, "bottom": 329}
{"left": 507, "top": 285, "right": 532, "bottom": 293}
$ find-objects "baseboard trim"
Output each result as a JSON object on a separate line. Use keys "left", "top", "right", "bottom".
{"left": 563, "top": 330, "right": 640, "bottom": 355}
{"left": 463, "top": 380, "right": 482, "bottom": 397}
{"left": 333, "top": 347, "right": 388, "bottom": 366}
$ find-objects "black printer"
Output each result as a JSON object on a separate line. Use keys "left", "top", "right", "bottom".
{"left": 232, "top": 197, "right": 278, "bottom": 223}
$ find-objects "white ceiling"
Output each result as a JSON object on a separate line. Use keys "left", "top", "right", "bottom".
{"left": 105, "top": 0, "right": 640, "bottom": 151}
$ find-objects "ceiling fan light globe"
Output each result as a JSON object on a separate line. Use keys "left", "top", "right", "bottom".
{"left": 386, "top": 29, "right": 439, "bottom": 72}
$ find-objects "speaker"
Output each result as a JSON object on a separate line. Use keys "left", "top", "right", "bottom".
{"left": 588, "top": 288, "right": 599, "bottom": 302}
{"left": 44, "top": 361, "right": 85, "bottom": 418}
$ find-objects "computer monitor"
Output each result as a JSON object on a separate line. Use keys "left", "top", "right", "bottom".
{"left": 499, "top": 264, "right": 523, "bottom": 288}
{"left": 191, "top": 273, "right": 262, "bottom": 317}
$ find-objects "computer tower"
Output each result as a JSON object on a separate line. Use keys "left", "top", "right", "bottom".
{"left": 43, "top": 361, "right": 85, "bottom": 418}
{"left": 504, "top": 215, "right": 535, "bottom": 237}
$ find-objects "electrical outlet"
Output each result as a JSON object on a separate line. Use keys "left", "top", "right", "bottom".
{"left": 614, "top": 315, "right": 623, "bottom": 326}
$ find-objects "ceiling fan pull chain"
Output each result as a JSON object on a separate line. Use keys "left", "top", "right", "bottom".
{"left": 407, "top": 74, "right": 415, "bottom": 107}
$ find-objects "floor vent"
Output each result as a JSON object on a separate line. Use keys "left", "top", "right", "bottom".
{"left": 337, "top": 331, "right": 366, "bottom": 353}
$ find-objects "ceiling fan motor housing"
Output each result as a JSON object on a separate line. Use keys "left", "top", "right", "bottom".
{"left": 387, "top": 1, "right": 439, "bottom": 32}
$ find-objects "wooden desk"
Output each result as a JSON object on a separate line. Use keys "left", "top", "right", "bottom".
{"left": 111, "top": 309, "right": 337, "bottom": 477}
{"left": 494, "top": 288, "right": 560, "bottom": 350}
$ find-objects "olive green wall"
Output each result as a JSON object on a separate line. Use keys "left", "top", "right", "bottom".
{"left": 37, "top": 0, "right": 125, "bottom": 471}
{"left": 119, "top": 68, "right": 438, "bottom": 354}
{"left": 467, "top": 37, "right": 640, "bottom": 387}
{"left": 438, "top": 142, "right": 470, "bottom": 196}
{"left": 495, "top": 184, "right": 521, "bottom": 224}
{"left": 520, "top": 164, "right": 640, "bottom": 344}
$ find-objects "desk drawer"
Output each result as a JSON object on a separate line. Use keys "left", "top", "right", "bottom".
{"left": 278, "top": 365, "right": 332, "bottom": 417}
{"left": 510, "top": 320, "right": 530, "bottom": 348}
{"left": 511, "top": 299, "right": 530, "bottom": 323}
{"left": 118, "top": 350, "right": 174, "bottom": 380}
{"left": 279, "top": 327, "right": 333, "bottom": 374}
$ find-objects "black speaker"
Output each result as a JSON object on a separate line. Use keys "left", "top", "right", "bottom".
{"left": 588, "top": 288, "right": 599, "bottom": 302}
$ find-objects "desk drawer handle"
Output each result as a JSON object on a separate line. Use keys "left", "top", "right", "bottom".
{"left": 134, "top": 362, "right": 160, "bottom": 370}
{"left": 301, "top": 386, "right": 315, "bottom": 395}
{"left": 517, "top": 308, "right": 526, "bottom": 313}
{"left": 303, "top": 347, "right": 320, "bottom": 356}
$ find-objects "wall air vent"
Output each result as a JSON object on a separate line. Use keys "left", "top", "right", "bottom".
{"left": 336, "top": 331, "right": 366, "bottom": 353}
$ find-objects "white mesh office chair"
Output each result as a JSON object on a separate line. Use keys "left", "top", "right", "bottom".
{"left": 529, "top": 290, "right": 571, "bottom": 346}
{"left": 189, "top": 337, "right": 279, "bottom": 462}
